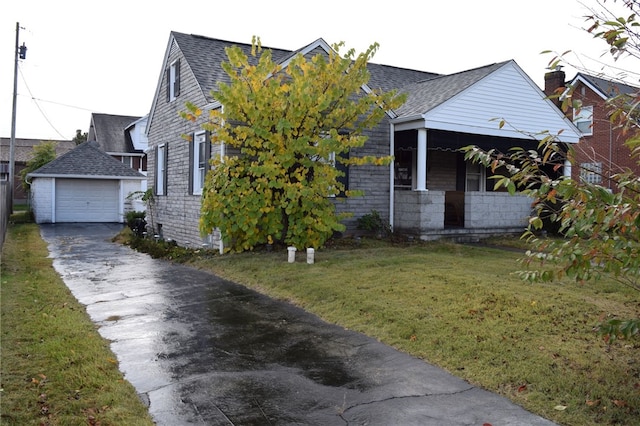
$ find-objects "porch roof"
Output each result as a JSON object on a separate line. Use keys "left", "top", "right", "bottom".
{"left": 392, "top": 61, "right": 581, "bottom": 144}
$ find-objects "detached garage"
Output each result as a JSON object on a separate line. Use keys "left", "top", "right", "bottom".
{"left": 27, "top": 141, "right": 145, "bottom": 224}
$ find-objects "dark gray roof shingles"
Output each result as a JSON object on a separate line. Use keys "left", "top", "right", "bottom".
{"left": 171, "top": 32, "right": 443, "bottom": 106}
{"left": 28, "top": 141, "right": 144, "bottom": 178}
{"left": 89, "top": 113, "right": 141, "bottom": 153}
{"left": 172, "top": 32, "right": 293, "bottom": 103}
{"left": 576, "top": 72, "right": 639, "bottom": 98}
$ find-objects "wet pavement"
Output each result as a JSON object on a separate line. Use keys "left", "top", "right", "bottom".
{"left": 40, "top": 223, "right": 557, "bottom": 426}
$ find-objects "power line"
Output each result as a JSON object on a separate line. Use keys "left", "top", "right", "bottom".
{"left": 19, "top": 94, "right": 96, "bottom": 112}
{"left": 18, "top": 63, "right": 67, "bottom": 139}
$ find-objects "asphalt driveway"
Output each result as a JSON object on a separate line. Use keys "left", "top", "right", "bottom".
{"left": 40, "top": 223, "right": 556, "bottom": 426}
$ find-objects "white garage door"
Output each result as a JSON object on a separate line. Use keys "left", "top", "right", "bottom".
{"left": 55, "top": 179, "right": 120, "bottom": 222}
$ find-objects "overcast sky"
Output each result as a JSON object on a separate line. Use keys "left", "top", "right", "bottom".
{"left": 0, "top": 0, "right": 633, "bottom": 141}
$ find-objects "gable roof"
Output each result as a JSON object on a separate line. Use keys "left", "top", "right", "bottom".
{"left": 27, "top": 141, "right": 145, "bottom": 179}
{"left": 395, "top": 62, "right": 506, "bottom": 117}
{"left": 394, "top": 60, "right": 581, "bottom": 143}
{"left": 565, "top": 73, "right": 639, "bottom": 100}
{"left": 88, "top": 113, "right": 141, "bottom": 153}
{"left": 147, "top": 32, "right": 442, "bottom": 132}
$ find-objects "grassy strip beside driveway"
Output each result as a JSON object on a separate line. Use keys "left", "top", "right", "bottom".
{"left": 1, "top": 223, "right": 154, "bottom": 426}
{"left": 188, "top": 238, "right": 639, "bottom": 425}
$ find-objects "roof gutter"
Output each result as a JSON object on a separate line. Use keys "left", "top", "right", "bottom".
{"left": 27, "top": 173, "right": 146, "bottom": 180}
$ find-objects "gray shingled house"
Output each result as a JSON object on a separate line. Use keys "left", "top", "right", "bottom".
{"left": 27, "top": 141, "right": 145, "bottom": 223}
{"left": 145, "top": 32, "right": 581, "bottom": 249}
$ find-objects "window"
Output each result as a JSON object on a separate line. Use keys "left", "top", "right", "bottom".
{"left": 394, "top": 149, "right": 414, "bottom": 188}
{"left": 335, "top": 151, "right": 349, "bottom": 196}
{"left": 190, "top": 131, "right": 211, "bottom": 195}
{"left": 166, "top": 59, "right": 181, "bottom": 102}
{"left": 580, "top": 162, "right": 602, "bottom": 184}
{"left": 156, "top": 144, "right": 167, "bottom": 195}
{"left": 573, "top": 105, "right": 593, "bottom": 135}
{"left": 466, "top": 161, "right": 485, "bottom": 191}
{"left": 309, "top": 137, "right": 349, "bottom": 197}
{"left": 120, "top": 156, "right": 133, "bottom": 168}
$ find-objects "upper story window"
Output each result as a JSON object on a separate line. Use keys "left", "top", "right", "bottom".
{"left": 190, "top": 131, "right": 210, "bottom": 195}
{"left": 156, "top": 144, "right": 167, "bottom": 195}
{"left": 573, "top": 105, "right": 593, "bottom": 136}
{"left": 167, "top": 59, "right": 181, "bottom": 102}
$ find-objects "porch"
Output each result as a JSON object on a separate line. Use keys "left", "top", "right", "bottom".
{"left": 393, "top": 190, "right": 532, "bottom": 241}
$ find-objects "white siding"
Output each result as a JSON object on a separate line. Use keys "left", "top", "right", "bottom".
{"left": 425, "top": 63, "right": 580, "bottom": 143}
{"left": 31, "top": 178, "right": 54, "bottom": 224}
{"left": 55, "top": 179, "right": 120, "bottom": 222}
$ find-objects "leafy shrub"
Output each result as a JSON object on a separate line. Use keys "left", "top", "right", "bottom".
{"left": 357, "top": 210, "right": 391, "bottom": 236}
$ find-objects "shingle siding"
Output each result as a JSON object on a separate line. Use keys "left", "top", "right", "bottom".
{"left": 336, "top": 118, "right": 392, "bottom": 230}
{"left": 148, "top": 35, "right": 396, "bottom": 247}
{"left": 147, "top": 39, "right": 213, "bottom": 247}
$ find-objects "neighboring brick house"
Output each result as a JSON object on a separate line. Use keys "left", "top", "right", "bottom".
{"left": 0, "top": 138, "right": 76, "bottom": 204}
{"left": 544, "top": 69, "right": 640, "bottom": 190}
{"left": 145, "top": 32, "right": 581, "bottom": 249}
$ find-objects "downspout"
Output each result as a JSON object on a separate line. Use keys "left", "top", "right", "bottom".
{"left": 389, "top": 122, "right": 395, "bottom": 231}
{"left": 218, "top": 104, "right": 225, "bottom": 255}
{"left": 608, "top": 118, "right": 612, "bottom": 191}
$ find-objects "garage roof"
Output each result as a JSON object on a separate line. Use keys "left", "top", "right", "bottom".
{"left": 28, "top": 141, "right": 145, "bottom": 179}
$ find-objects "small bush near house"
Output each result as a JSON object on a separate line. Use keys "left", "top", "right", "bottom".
{"left": 122, "top": 228, "right": 213, "bottom": 263}
{"left": 357, "top": 210, "right": 391, "bottom": 236}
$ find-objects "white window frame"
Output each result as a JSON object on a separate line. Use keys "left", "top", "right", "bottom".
{"left": 157, "top": 144, "right": 166, "bottom": 195}
{"left": 573, "top": 105, "right": 593, "bottom": 136}
{"left": 168, "top": 60, "right": 179, "bottom": 102}
{"left": 121, "top": 156, "right": 133, "bottom": 168}
{"left": 192, "top": 131, "right": 207, "bottom": 195}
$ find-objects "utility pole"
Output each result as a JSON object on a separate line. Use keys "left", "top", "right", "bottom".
{"left": 9, "top": 22, "right": 26, "bottom": 213}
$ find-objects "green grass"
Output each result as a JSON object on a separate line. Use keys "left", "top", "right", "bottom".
{"left": 1, "top": 223, "right": 154, "bottom": 426}
{"left": 186, "top": 238, "right": 639, "bottom": 426}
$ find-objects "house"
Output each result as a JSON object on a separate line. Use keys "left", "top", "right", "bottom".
{"left": 87, "top": 113, "right": 149, "bottom": 210}
{"left": 87, "top": 112, "right": 148, "bottom": 179}
{"left": 544, "top": 69, "right": 640, "bottom": 190}
{"left": 27, "top": 140, "right": 145, "bottom": 223}
{"left": 145, "top": 32, "right": 581, "bottom": 249}
{"left": 0, "top": 138, "right": 76, "bottom": 205}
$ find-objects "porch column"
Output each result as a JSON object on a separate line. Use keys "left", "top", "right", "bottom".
{"left": 416, "top": 128, "right": 427, "bottom": 191}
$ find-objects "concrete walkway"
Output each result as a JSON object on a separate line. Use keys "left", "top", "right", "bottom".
{"left": 40, "top": 223, "right": 557, "bottom": 426}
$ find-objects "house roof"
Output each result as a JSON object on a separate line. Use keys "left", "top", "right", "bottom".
{"left": 88, "top": 113, "right": 142, "bottom": 153}
{"left": 147, "top": 32, "right": 442, "bottom": 131}
{"left": 28, "top": 141, "right": 145, "bottom": 179}
{"left": 367, "top": 62, "right": 441, "bottom": 94}
{"left": 0, "top": 138, "right": 76, "bottom": 163}
{"left": 395, "top": 62, "right": 507, "bottom": 117}
{"left": 393, "top": 60, "right": 581, "bottom": 143}
{"left": 172, "top": 32, "right": 294, "bottom": 104}
{"left": 565, "top": 73, "right": 639, "bottom": 100}
{"left": 147, "top": 32, "right": 579, "bottom": 143}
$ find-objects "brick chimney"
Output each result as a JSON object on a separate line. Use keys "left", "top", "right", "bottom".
{"left": 544, "top": 67, "right": 566, "bottom": 107}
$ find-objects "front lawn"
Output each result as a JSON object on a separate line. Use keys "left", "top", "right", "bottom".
{"left": 186, "top": 237, "right": 639, "bottom": 425}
